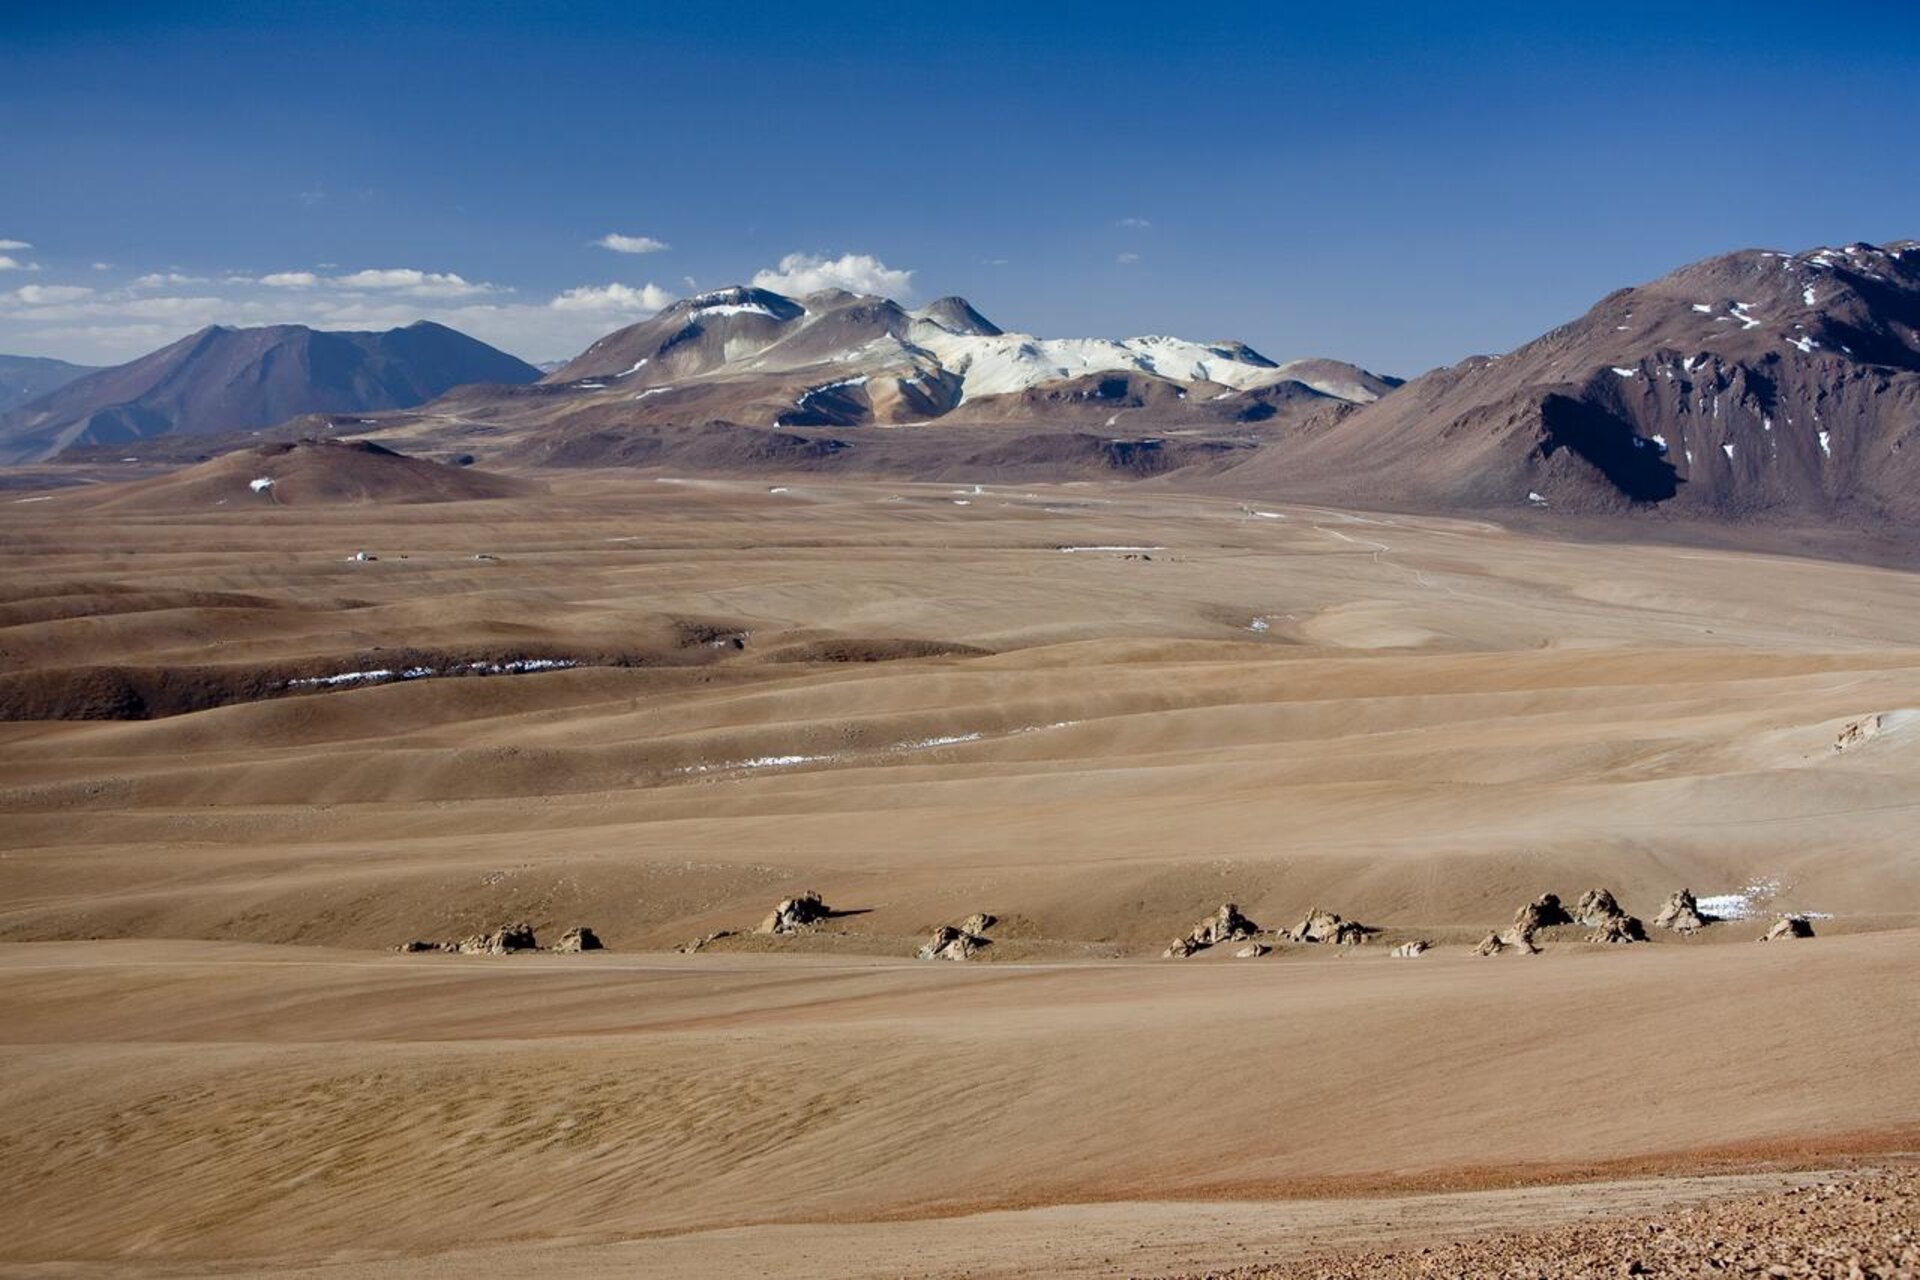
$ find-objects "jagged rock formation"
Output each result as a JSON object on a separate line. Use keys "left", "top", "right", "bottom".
{"left": 917, "top": 925, "right": 987, "bottom": 961}
{"left": 458, "top": 923, "right": 538, "bottom": 954}
{"left": 1288, "top": 907, "right": 1368, "bottom": 945}
{"left": 553, "top": 926, "right": 603, "bottom": 953}
{"left": 1473, "top": 932, "right": 1509, "bottom": 957}
{"left": 957, "top": 912, "right": 996, "bottom": 936}
{"left": 1653, "top": 889, "right": 1708, "bottom": 932}
{"left": 757, "top": 892, "right": 831, "bottom": 935}
{"left": 1761, "top": 915, "right": 1816, "bottom": 941}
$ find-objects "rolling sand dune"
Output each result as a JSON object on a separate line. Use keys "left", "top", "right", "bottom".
{"left": 1, "top": 470, "right": 1916, "bottom": 1275}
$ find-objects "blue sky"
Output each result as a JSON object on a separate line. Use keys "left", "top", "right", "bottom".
{"left": 2, "top": 1, "right": 1916, "bottom": 371}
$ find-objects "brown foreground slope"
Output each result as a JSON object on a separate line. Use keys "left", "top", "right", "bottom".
{"left": 1, "top": 472, "right": 1916, "bottom": 1275}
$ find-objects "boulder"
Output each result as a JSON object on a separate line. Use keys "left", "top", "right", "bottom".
{"left": 396, "top": 939, "right": 451, "bottom": 953}
{"left": 1587, "top": 914, "right": 1648, "bottom": 945}
{"left": 1513, "top": 892, "right": 1573, "bottom": 933}
{"left": 1390, "top": 940, "right": 1431, "bottom": 958}
{"left": 1653, "top": 889, "right": 1707, "bottom": 932}
{"left": 1235, "top": 943, "right": 1271, "bottom": 959}
{"left": 553, "top": 925, "right": 603, "bottom": 953}
{"left": 958, "top": 912, "right": 997, "bottom": 936}
{"left": 758, "top": 891, "right": 831, "bottom": 935}
{"left": 918, "top": 925, "right": 987, "bottom": 962}
{"left": 457, "top": 922, "right": 538, "bottom": 955}
{"left": 1473, "top": 931, "right": 1508, "bottom": 957}
{"left": 1574, "top": 888, "right": 1626, "bottom": 927}
{"left": 1760, "top": 915, "right": 1815, "bottom": 942}
{"left": 1289, "top": 907, "right": 1368, "bottom": 945}
{"left": 1162, "top": 935, "right": 1201, "bottom": 959}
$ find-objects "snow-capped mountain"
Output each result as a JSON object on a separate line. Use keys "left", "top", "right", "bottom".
{"left": 541, "top": 286, "right": 1395, "bottom": 429}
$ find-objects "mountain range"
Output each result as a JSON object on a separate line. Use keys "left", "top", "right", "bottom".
{"left": 0, "top": 322, "right": 540, "bottom": 464}
{"left": 6, "top": 239, "right": 1918, "bottom": 528}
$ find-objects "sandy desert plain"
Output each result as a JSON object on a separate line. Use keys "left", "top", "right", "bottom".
{"left": 2, "top": 466, "right": 1917, "bottom": 1277}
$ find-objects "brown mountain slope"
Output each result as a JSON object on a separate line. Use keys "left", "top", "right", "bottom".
{"left": 1221, "top": 240, "right": 1920, "bottom": 522}
{"left": 45, "top": 438, "right": 531, "bottom": 513}
{"left": 0, "top": 322, "right": 541, "bottom": 464}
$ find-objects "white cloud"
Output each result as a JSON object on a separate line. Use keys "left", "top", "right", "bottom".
{"left": 596, "top": 233, "right": 669, "bottom": 255}
{"left": 258, "top": 271, "right": 320, "bottom": 288}
{"left": 0, "top": 239, "right": 30, "bottom": 251}
{"left": 549, "top": 282, "right": 677, "bottom": 312}
{"left": 1117, "top": 217, "right": 1152, "bottom": 229}
{"left": 0, "top": 256, "right": 25, "bottom": 272}
{"left": 332, "top": 268, "right": 495, "bottom": 298}
{"left": 1117, "top": 252, "right": 1141, "bottom": 265}
{"left": 751, "top": 252, "right": 913, "bottom": 299}
{"left": 133, "top": 272, "right": 212, "bottom": 288}
{"left": 91, "top": 262, "right": 113, "bottom": 271}
{"left": 8, "top": 284, "right": 95, "bottom": 304}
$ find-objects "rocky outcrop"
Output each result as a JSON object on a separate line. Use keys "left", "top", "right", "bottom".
{"left": 677, "top": 930, "right": 734, "bottom": 954}
{"left": 1235, "top": 943, "right": 1271, "bottom": 958}
{"left": 1587, "top": 914, "right": 1648, "bottom": 944}
{"left": 1473, "top": 932, "right": 1509, "bottom": 957}
{"left": 1513, "top": 893, "right": 1573, "bottom": 934}
{"left": 1573, "top": 888, "right": 1625, "bottom": 927}
{"left": 1289, "top": 907, "right": 1368, "bottom": 945}
{"left": 758, "top": 892, "right": 831, "bottom": 935}
{"left": 1834, "top": 714, "right": 1883, "bottom": 752}
{"left": 918, "top": 924, "right": 988, "bottom": 961}
{"left": 1390, "top": 940, "right": 1431, "bottom": 958}
{"left": 553, "top": 925, "right": 603, "bottom": 953}
{"left": 456, "top": 922, "right": 539, "bottom": 954}
{"left": 1653, "top": 889, "right": 1708, "bottom": 932}
{"left": 1165, "top": 903, "right": 1260, "bottom": 957}
{"left": 1572, "top": 887, "right": 1646, "bottom": 944}
{"left": 1761, "top": 915, "right": 1816, "bottom": 941}
{"left": 958, "top": 912, "right": 997, "bottom": 936}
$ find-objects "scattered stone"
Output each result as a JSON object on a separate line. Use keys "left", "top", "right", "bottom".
{"left": 552, "top": 925, "right": 603, "bottom": 953}
{"left": 1573, "top": 888, "right": 1626, "bottom": 926}
{"left": 1587, "top": 913, "right": 1648, "bottom": 944}
{"left": 1235, "top": 943, "right": 1271, "bottom": 958}
{"left": 1760, "top": 914, "right": 1815, "bottom": 941}
{"left": 1513, "top": 892, "right": 1573, "bottom": 934}
{"left": 677, "top": 930, "right": 734, "bottom": 954}
{"left": 1289, "top": 907, "right": 1368, "bottom": 945}
{"left": 1389, "top": 940, "right": 1431, "bottom": 958}
{"left": 1653, "top": 888, "right": 1707, "bottom": 932}
{"left": 1473, "top": 931, "right": 1508, "bottom": 956}
{"left": 758, "top": 891, "right": 831, "bottom": 935}
{"left": 917, "top": 924, "right": 987, "bottom": 961}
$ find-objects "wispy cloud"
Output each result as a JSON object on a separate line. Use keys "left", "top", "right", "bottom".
{"left": 750, "top": 252, "right": 913, "bottom": 299}
{"left": 1116, "top": 252, "right": 1141, "bottom": 265}
{"left": 0, "top": 256, "right": 28, "bottom": 272}
{"left": 0, "top": 239, "right": 32, "bottom": 251}
{"left": 1117, "top": 217, "right": 1152, "bottom": 229}
{"left": 9, "top": 284, "right": 94, "bottom": 304}
{"left": 595, "top": 233, "right": 670, "bottom": 255}
{"left": 132, "top": 272, "right": 212, "bottom": 288}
